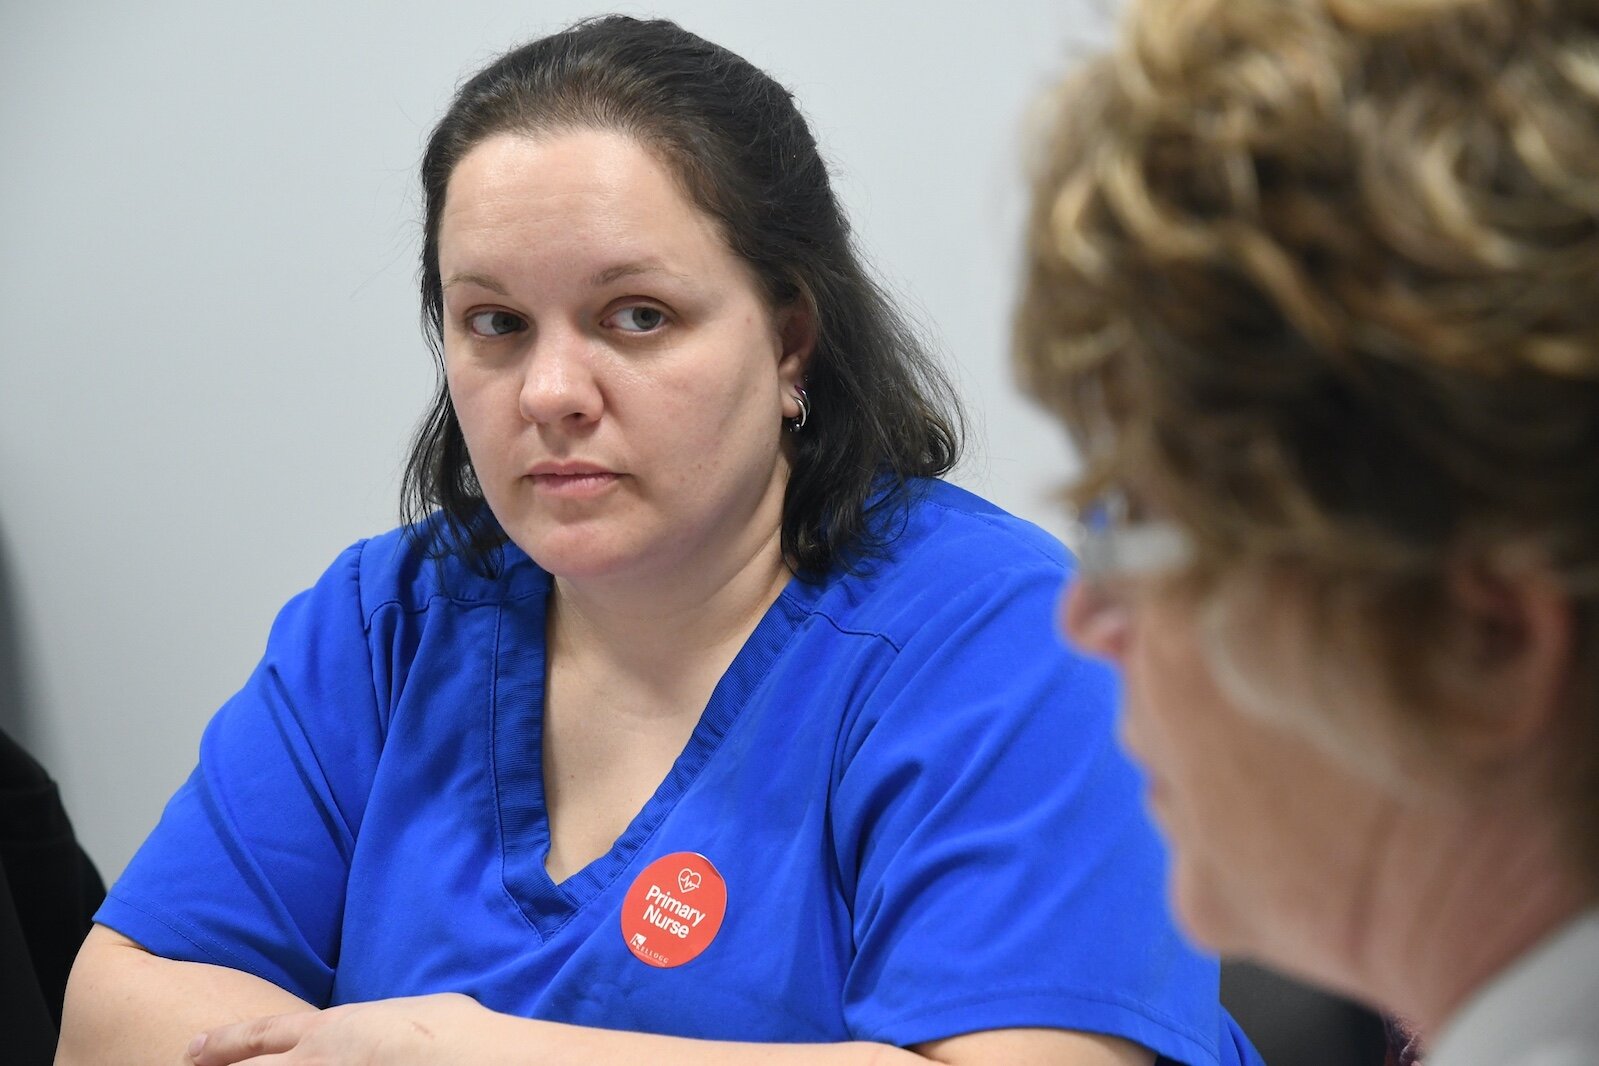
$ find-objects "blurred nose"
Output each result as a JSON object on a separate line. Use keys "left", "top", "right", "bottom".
{"left": 518, "top": 328, "right": 603, "bottom": 426}
{"left": 1061, "top": 577, "right": 1132, "bottom": 664}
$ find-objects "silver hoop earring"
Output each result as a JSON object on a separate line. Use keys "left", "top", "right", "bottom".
{"left": 788, "top": 387, "right": 810, "bottom": 432}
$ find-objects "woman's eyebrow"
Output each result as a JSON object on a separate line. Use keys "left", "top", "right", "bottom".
{"left": 590, "top": 260, "right": 692, "bottom": 287}
{"left": 442, "top": 272, "right": 509, "bottom": 295}
{"left": 443, "top": 262, "right": 695, "bottom": 296}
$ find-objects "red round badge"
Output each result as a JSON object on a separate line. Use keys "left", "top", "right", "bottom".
{"left": 620, "top": 852, "right": 727, "bottom": 968}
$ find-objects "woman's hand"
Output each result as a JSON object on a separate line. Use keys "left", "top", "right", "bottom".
{"left": 187, "top": 993, "right": 487, "bottom": 1065}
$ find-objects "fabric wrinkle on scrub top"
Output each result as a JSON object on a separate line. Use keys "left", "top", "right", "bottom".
{"left": 97, "top": 479, "right": 1263, "bottom": 1066}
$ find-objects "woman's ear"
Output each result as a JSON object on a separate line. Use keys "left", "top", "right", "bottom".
{"left": 1438, "top": 553, "right": 1575, "bottom": 765}
{"left": 775, "top": 300, "right": 817, "bottom": 390}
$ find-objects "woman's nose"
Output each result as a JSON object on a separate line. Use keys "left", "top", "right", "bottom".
{"left": 518, "top": 331, "right": 603, "bottom": 426}
{"left": 1061, "top": 577, "right": 1133, "bottom": 663}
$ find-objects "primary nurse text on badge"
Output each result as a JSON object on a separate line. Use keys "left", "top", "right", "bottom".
{"left": 620, "top": 852, "right": 727, "bottom": 968}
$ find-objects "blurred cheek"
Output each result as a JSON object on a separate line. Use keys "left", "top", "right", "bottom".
{"left": 1197, "top": 590, "right": 1315, "bottom": 724}
{"left": 1197, "top": 588, "right": 1407, "bottom": 786}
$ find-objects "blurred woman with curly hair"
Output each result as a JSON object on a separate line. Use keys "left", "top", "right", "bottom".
{"left": 1017, "top": 1, "right": 1599, "bottom": 1062}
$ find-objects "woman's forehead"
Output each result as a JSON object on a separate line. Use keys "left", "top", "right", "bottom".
{"left": 437, "top": 130, "right": 730, "bottom": 281}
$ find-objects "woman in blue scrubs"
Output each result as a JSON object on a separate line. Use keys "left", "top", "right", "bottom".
{"left": 59, "top": 17, "right": 1255, "bottom": 1066}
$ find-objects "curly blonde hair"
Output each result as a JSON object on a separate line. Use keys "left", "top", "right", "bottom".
{"left": 1017, "top": 0, "right": 1599, "bottom": 869}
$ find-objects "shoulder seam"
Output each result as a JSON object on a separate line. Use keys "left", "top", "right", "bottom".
{"left": 778, "top": 590, "right": 906, "bottom": 655}
{"left": 359, "top": 587, "right": 544, "bottom": 632}
{"left": 353, "top": 538, "right": 543, "bottom": 632}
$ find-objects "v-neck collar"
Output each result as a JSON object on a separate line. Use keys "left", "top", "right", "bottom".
{"left": 489, "top": 567, "right": 807, "bottom": 938}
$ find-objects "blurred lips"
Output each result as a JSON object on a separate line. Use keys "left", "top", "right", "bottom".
{"left": 525, "top": 461, "right": 620, "bottom": 498}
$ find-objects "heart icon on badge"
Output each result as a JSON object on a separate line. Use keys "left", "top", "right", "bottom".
{"left": 677, "top": 868, "right": 702, "bottom": 893}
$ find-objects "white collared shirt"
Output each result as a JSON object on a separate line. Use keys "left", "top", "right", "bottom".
{"left": 1429, "top": 909, "right": 1599, "bottom": 1066}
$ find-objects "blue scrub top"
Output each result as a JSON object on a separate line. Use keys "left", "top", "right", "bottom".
{"left": 99, "top": 480, "right": 1261, "bottom": 1065}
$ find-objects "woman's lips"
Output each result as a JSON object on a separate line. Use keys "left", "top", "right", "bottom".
{"left": 526, "top": 470, "right": 620, "bottom": 498}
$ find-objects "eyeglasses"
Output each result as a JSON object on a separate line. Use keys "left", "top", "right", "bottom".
{"left": 1065, "top": 488, "right": 1195, "bottom": 581}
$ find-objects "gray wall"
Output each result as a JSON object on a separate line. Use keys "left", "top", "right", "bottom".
{"left": 0, "top": 1, "right": 1111, "bottom": 880}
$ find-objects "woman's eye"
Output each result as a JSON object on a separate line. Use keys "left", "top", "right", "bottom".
{"left": 609, "top": 306, "right": 667, "bottom": 333}
{"left": 465, "top": 310, "right": 526, "bottom": 337}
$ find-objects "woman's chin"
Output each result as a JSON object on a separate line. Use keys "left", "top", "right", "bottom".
{"left": 531, "top": 551, "right": 638, "bottom": 585}
{"left": 508, "top": 528, "right": 641, "bottom": 583}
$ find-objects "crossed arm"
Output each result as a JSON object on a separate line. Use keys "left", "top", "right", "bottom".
{"left": 57, "top": 927, "right": 1154, "bottom": 1066}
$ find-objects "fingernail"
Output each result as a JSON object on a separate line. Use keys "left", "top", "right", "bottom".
{"left": 187, "top": 1033, "right": 208, "bottom": 1060}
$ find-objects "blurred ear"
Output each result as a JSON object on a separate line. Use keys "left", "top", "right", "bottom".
{"left": 1439, "top": 553, "right": 1574, "bottom": 763}
{"left": 775, "top": 299, "right": 816, "bottom": 389}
